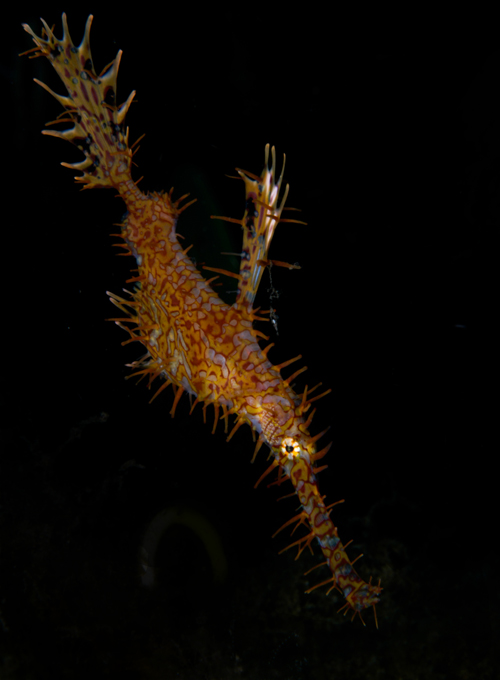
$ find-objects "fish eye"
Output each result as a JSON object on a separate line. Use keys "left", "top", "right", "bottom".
{"left": 282, "top": 437, "right": 299, "bottom": 456}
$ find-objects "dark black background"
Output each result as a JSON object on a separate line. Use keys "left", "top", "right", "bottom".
{"left": 1, "top": 5, "right": 498, "bottom": 679}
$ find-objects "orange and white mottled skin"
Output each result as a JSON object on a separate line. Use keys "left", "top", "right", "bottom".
{"left": 23, "top": 14, "right": 381, "bottom": 623}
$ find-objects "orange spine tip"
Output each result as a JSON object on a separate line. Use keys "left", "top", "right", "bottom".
{"left": 311, "top": 442, "right": 332, "bottom": 462}
{"left": 202, "top": 266, "right": 243, "bottom": 281}
{"left": 273, "top": 354, "right": 302, "bottom": 371}
{"left": 284, "top": 365, "right": 308, "bottom": 385}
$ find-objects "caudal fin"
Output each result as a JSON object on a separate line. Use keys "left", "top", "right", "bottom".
{"left": 22, "top": 14, "right": 136, "bottom": 192}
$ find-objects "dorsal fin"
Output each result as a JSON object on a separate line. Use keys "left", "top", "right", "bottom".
{"left": 22, "top": 14, "right": 136, "bottom": 192}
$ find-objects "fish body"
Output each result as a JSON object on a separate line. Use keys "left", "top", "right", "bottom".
{"left": 23, "top": 14, "right": 381, "bottom": 623}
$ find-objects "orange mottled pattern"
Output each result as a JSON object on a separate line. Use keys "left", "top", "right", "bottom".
{"left": 23, "top": 14, "right": 382, "bottom": 624}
